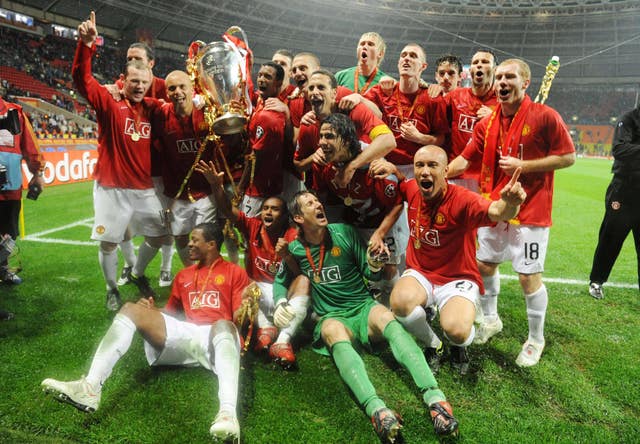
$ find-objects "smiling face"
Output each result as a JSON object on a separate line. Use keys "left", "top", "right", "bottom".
{"left": 256, "top": 65, "right": 282, "bottom": 100}
{"left": 435, "top": 61, "right": 461, "bottom": 93}
{"left": 397, "top": 44, "right": 427, "bottom": 79}
{"left": 260, "top": 197, "right": 287, "bottom": 230}
{"left": 307, "top": 73, "right": 336, "bottom": 119}
{"left": 165, "top": 71, "right": 193, "bottom": 115}
{"left": 293, "top": 192, "right": 328, "bottom": 230}
{"left": 319, "top": 122, "right": 351, "bottom": 163}
{"left": 188, "top": 228, "right": 214, "bottom": 262}
{"left": 123, "top": 63, "right": 151, "bottom": 103}
{"left": 470, "top": 51, "right": 496, "bottom": 89}
{"left": 413, "top": 146, "right": 449, "bottom": 201}
{"left": 494, "top": 60, "right": 530, "bottom": 113}
{"left": 291, "top": 54, "right": 320, "bottom": 90}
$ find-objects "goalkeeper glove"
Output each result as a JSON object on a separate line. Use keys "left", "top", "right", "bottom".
{"left": 273, "top": 299, "right": 296, "bottom": 328}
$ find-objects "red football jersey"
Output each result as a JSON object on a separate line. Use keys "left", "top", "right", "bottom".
{"left": 400, "top": 180, "right": 493, "bottom": 289}
{"left": 236, "top": 212, "right": 298, "bottom": 283}
{"left": 164, "top": 258, "right": 249, "bottom": 325}
{"left": 462, "top": 102, "right": 575, "bottom": 226}
{"left": 444, "top": 87, "right": 497, "bottom": 181}
{"left": 313, "top": 165, "right": 401, "bottom": 228}
{"left": 365, "top": 84, "right": 449, "bottom": 165}
{"left": 245, "top": 103, "right": 286, "bottom": 197}
{"left": 151, "top": 103, "right": 214, "bottom": 200}
{"left": 72, "top": 42, "right": 155, "bottom": 189}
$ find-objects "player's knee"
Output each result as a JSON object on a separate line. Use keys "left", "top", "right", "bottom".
{"left": 211, "top": 319, "right": 238, "bottom": 338}
{"left": 100, "top": 241, "right": 118, "bottom": 253}
{"left": 441, "top": 320, "right": 473, "bottom": 345}
{"left": 519, "top": 273, "right": 542, "bottom": 294}
{"left": 390, "top": 288, "right": 424, "bottom": 316}
{"left": 477, "top": 260, "right": 498, "bottom": 277}
{"left": 320, "top": 319, "right": 349, "bottom": 344}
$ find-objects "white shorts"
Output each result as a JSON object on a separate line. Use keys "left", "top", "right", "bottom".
{"left": 401, "top": 268, "right": 480, "bottom": 310}
{"left": 256, "top": 281, "right": 275, "bottom": 319}
{"left": 241, "top": 195, "right": 265, "bottom": 218}
{"left": 356, "top": 227, "right": 401, "bottom": 265}
{"left": 164, "top": 196, "right": 217, "bottom": 236}
{"left": 143, "top": 313, "right": 215, "bottom": 371}
{"left": 92, "top": 182, "right": 167, "bottom": 243}
{"left": 448, "top": 178, "right": 479, "bottom": 194}
{"left": 476, "top": 222, "right": 549, "bottom": 274}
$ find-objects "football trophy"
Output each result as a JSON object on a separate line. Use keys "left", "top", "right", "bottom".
{"left": 187, "top": 26, "right": 252, "bottom": 135}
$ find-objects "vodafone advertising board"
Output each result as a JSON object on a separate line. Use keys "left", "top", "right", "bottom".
{"left": 21, "top": 139, "right": 98, "bottom": 187}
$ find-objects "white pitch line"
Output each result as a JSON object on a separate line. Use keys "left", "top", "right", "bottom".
{"left": 499, "top": 273, "right": 636, "bottom": 289}
{"left": 25, "top": 217, "right": 94, "bottom": 238}
{"left": 23, "top": 237, "right": 97, "bottom": 246}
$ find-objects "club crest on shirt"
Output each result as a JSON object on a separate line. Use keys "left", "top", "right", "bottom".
{"left": 521, "top": 124, "right": 531, "bottom": 136}
{"left": 384, "top": 183, "right": 396, "bottom": 197}
{"left": 95, "top": 225, "right": 106, "bottom": 235}
{"left": 415, "top": 104, "right": 426, "bottom": 115}
{"left": 214, "top": 275, "right": 225, "bottom": 285}
{"left": 611, "top": 201, "right": 621, "bottom": 210}
{"left": 331, "top": 246, "right": 341, "bottom": 257}
{"left": 434, "top": 213, "right": 446, "bottom": 225}
{"left": 255, "top": 126, "right": 264, "bottom": 139}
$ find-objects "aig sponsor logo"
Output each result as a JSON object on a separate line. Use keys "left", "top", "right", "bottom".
{"left": 308, "top": 265, "right": 341, "bottom": 283}
{"left": 410, "top": 222, "right": 441, "bottom": 247}
{"left": 457, "top": 113, "right": 478, "bottom": 134}
{"left": 124, "top": 118, "right": 151, "bottom": 139}
{"left": 176, "top": 138, "right": 201, "bottom": 153}
{"left": 189, "top": 290, "right": 220, "bottom": 309}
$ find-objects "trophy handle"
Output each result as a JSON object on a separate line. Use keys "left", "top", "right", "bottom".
{"left": 188, "top": 40, "right": 206, "bottom": 60}
{"left": 225, "top": 26, "right": 249, "bottom": 49}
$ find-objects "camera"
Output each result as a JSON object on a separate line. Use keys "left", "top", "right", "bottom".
{"left": 27, "top": 181, "right": 42, "bottom": 200}
{"left": 0, "top": 108, "right": 21, "bottom": 135}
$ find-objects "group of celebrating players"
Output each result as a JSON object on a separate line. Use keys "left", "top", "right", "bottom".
{"left": 40, "top": 11, "right": 575, "bottom": 444}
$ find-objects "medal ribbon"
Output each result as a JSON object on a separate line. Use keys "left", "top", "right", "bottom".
{"left": 304, "top": 243, "right": 325, "bottom": 282}
{"left": 395, "top": 87, "right": 420, "bottom": 122}
{"left": 259, "top": 226, "right": 279, "bottom": 270}
{"left": 124, "top": 98, "right": 143, "bottom": 138}
{"left": 354, "top": 67, "right": 377, "bottom": 95}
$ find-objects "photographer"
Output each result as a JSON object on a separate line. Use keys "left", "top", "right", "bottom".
{"left": 0, "top": 95, "right": 44, "bottom": 293}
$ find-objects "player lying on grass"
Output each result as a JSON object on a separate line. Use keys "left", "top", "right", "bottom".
{"left": 42, "top": 222, "right": 255, "bottom": 443}
{"left": 272, "top": 190, "right": 459, "bottom": 442}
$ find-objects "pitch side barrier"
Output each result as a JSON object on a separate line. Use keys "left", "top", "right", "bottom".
{"left": 20, "top": 138, "right": 98, "bottom": 187}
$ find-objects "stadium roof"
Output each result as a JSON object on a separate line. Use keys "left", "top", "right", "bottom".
{"left": 8, "top": 0, "right": 640, "bottom": 85}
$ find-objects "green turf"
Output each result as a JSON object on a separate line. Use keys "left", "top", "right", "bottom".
{"left": 0, "top": 157, "right": 638, "bottom": 443}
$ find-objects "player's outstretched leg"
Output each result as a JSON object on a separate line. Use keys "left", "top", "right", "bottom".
{"left": 41, "top": 376, "right": 101, "bottom": 413}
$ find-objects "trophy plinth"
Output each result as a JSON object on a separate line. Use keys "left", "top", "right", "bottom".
{"left": 213, "top": 112, "right": 247, "bottom": 135}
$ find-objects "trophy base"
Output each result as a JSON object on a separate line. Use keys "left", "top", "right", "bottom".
{"left": 213, "top": 113, "right": 247, "bottom": 135}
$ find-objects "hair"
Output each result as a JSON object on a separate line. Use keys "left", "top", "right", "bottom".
{"left": 435, "top": 54, "right": 463, "bottom": 74}
{"left": 500, "top": 58, "right": 531, "bottom": 81}
{"left": 310, "top": 69, "right": 337, "bottom": 89}
{"left": 293, "top": 52, "right": 321, "bottom": 67}
{"left": 403, "top": 42, "right": 427, "bottom": 63}
{"left": 194, "top": 222, "right": 224, "bottom": 250}
{"left": 128, "top": 42, "right": 155, "bottom": 62}
{"left": 261, "top": 61, "right": 285, "bottom": 82}
{"left": 273, "top": 49, "right": 293, "bottom": 62}
{"left": 322, "top": 113, "right": 361, "bottom": 160}
{"left": 473, "top": 48, "right": 498, "bottom": 66}
{"left": 359, "top": 32, "right": 386, "bottom": 66}
{"left": 123, "top": 59, "right": 152, "bottom": 78}
{"left": 288, "top": 190, "right": 319, "bottom": 222}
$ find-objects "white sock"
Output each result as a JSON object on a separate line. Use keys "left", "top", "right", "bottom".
{"left": 99, "top": 248, "right": 118, "bottom": 290}
{"left": 525, "top": 284, "right": 548, "bottom": 344}
{"left": 86, "top": 313, "right": 136, "bottom": 388}
{"left": 177, "top": 245, "right": 192, "bottom": 266}
{"left": 275, "top": 295, "right": 309, "bottom": 344}
{"left": 119, "top": 240, "right": 136, "bottom": 267}
{"left": 481, "top": 272, "right": 500, "bottom": 321}
{"left": 395, "top": 305, "right": 442, "bottom": 349}
{"left": 160, "top": 243, "right": 173, "bottom": 272}
{"left": 212, "top": 331, "right": 240, "bottom": 414}
{"left": 133, "top": 241, "right": 158, "bottom": 277}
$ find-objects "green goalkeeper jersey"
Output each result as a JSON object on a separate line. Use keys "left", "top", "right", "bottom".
{"left": 273, "top": 223, "right": 381, "bottom": 317}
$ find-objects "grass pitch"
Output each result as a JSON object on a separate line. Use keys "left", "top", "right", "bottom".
{"left": 0, "top": 157, "right": 638, "bottom": 443}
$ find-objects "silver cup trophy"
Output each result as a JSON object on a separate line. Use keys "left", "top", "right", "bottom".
{"left": 187, "top": 27, "right": 251, "bottom": 135}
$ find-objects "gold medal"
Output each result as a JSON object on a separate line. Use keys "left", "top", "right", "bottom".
{"left": 414, "top": 239, "right": 421, "bottom": 249}
{"left": 131, "top": 132, "right": 140, "bottom": 141}
{"left": 343, "top": 196, "right": 353, "bottom": 206}
{"left": 268, "top": 263, "right": 278, "bottom": 274}
{"left": 313, "top": 273, "right": 321, "bottom": 283}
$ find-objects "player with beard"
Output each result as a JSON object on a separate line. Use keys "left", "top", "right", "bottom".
{"left": 295, "top": 70, "right": 395, "bottom": 192}
{"left": 42, "top": 222, "right": 252, "bottom": 443}
{"left": 73, "top": 12, "right": 167, "bottom": 310}
{"left": 196, "top": 159, "right": 299, "bottom": 359}
{"left": 444, "top": 49, "right": 498, "bottom": 192}
{"left": 311, "top": 113, "right": 403, "bottom": 302}
{"left": 271, "top": 190, "right": 459, "bottom": 442}
{"left": 449, "top": 59, "right": 575, "bottom": 367}
{"left": 149, "top": 70, "right": 218, "bottom": 267}
{"left": 241, "top": 62, "right": 288, "bottom": 217}
{"left": 335, "top": 32, "right": 388, "bottom": 94}
{"left": 379, "top": 146, "right": 526, "bottom": 375}
{"left": 434, "top": 54, "right": 462, "bottom": 95}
